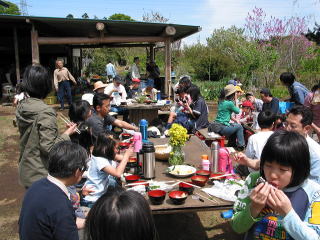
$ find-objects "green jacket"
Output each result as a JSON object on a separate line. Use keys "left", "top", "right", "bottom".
{"left": 16, "top": 98, "right": 70, "bottom": 188}
{"left": 215, "top": 100, "right": 240, "bottom": 126}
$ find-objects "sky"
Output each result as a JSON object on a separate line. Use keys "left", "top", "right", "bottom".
{"left": 13, "top": 0, "right": 320, "bottom": 45}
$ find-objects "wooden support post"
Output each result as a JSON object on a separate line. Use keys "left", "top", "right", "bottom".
{"left": 13, "top": 27, "right": 20, "bottom": 83}
{"left": 31, "top": 26, "right": 40, "bottom": 64}
{"left": 164, "top": 38, "right": 172, "bottom": 97}
{"left": 150, "top": 45, "right": 154, "bottom": 62}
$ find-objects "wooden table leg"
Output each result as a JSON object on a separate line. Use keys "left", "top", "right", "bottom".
{"left": 129, "top": 109, "right": 159, "bottom": 125}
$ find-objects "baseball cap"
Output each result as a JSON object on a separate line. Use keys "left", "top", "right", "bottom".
{"left": 260, "top": 88, "right": 272, "bottom": 97}
{"left": 241, "top": 100, "right": 254, "bottom": 109}
{"left": 132, "top": 78, "right": 140, "bottom": 83}
{"left": 113, "top": 75, "right": 124, "bottom": 84}
{"left": 228, "top": 79, "right": 237, "bottom": 86}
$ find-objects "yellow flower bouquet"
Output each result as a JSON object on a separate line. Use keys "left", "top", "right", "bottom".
{"left": 168, "top": 124, "right": 189, "bottom": 165}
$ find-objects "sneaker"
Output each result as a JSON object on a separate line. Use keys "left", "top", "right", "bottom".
{"left": 59, "top": 107, "right": 64, "bottom": 111}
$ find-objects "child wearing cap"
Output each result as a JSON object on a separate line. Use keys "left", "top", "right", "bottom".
{"left": 127, "top": 78, "right": 141, "bottom": 99}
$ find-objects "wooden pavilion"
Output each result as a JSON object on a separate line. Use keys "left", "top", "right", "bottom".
{"left": 0, "top": 15, "right": 200, "bottom": 95}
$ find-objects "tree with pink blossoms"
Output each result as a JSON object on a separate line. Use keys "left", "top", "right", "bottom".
{"left": 244, "top": 7, "right": 313, "bottom": 87}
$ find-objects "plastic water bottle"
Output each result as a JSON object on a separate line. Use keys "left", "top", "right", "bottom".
{"left": 139, "top": 119, "right": 148, "bottom": 143}
{"left": 201, "top": 155, "right": 210, "bottom": 171}
{"left": 157, "top": 91, "right": 161, "bottom": 101}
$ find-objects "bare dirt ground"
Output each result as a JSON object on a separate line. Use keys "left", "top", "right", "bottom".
{"left": 0, "top": 104, "right": 243, "bottom": 240}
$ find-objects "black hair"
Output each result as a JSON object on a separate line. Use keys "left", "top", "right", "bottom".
{"left": 257, "top": 110, "right": 276, "bottom": 129}
{"left": 48, "top": 141, "right": 88, "bottom": 178}
{"left": 134, "top": 57, "right": 139, "bottom": 62}
{"left": 85, "top": 188, "right": 156, "bottom": 240}
{"left": 186, "top": 85, "right": 201, "bottom": 102}
{"left": 260, "top": 130, "right": 310, "bottom": 188}
{"left": 92, "top": 133, "right": 116, "bottom": 160}
{"left": 280, "top": 72, "right": 295, "bottom": 86}
{"left": 260, "top": 88, "right": 273, "bottom": 97}
{"left": 70, "top": 123, "right": 95, "bottom": 154}
{"left": 21, "top": 65, "right": 52, "bottom": 99}
{"left": 69, "top": 100, "right": 91, "bottom": 124}
{"left": 93, "top": 93, "right": 111, "bottom": 110}
{"left": 311, "top": 84, "right": 320, "bottom": 92}
{"left": 288, "top": 106, "right": 313, "bottom": 126}
{"left": 178, "top": 76, "right": 192, "bottom": 90}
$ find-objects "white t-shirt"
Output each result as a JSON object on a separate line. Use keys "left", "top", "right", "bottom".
{"left": 245, "top": 131, "right": 273, "bottom": 172}
{"left": 306, "top": 136, "right": 320, "bottom": 184}
{"left": 84, "top": 155, "right": 117, "bottom": 202}
{"left": 104, "top": 83, "right": 127, "bottom": 105}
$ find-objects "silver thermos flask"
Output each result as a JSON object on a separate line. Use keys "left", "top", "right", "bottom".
{"left": 210, "top": 141, "right": 220, "bottom": 173}
{"left": 142, "top": 142, "right": 155, "bottom": 179}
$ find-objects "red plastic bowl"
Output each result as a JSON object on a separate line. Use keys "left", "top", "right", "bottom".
{"left": 179, "top": 182, "right": 194, "bottom": 195}
{"left": 125, "top": 175, "right": 140, "bottom": 183}
{"left": 169, "top": 190, "right": 188, "bottom": 204}
{"left": 191, "top": 175, "right": 208, "bottom": 187}
{"left": 121, "top": 133, "right": 132, "bottom": 140}
{"left": 196, "top": 170, "right": 211, "bottom": 178}
{"left": 148, "top": 190, "right": 166, "bottom": 205}
{"left": 119, "top": 142, "right": 131, "bottom": 151}
{"left": 210, "top": 173, "right": 225, "bottom": 180}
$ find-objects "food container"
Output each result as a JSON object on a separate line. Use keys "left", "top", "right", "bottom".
{"left": 169, "top": 190, "right": 188, "bottom": 205}
{"left": 179, "top": 182, "right": 194, "bottom": 195}
{"left": 125, "top": 175, "right": 140, "bottom": 183}
{"left": 196, "top": 170, "right": 211, "bottom": 178}
{"left": 148, "top": 190, "right": 166, "bottom": 205}
{"left": 154, "top": 144, "right": 171, "bottom": 161}
{"left": 191, "top": 175, "right": 208, "bottom": 187}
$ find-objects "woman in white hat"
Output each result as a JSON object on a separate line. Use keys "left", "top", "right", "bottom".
{"left": 213, "top": 84, "right": 245, "bottom": 150}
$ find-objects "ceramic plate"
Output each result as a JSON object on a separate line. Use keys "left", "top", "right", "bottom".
{"left": 167, "top": 165, "right": 197, "bottom": 178}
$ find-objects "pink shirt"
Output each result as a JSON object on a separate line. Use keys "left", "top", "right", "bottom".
{"left": 304, "top": 92, "right": 320, "bottom": 127}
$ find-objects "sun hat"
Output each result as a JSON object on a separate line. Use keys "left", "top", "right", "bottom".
{"left": 241, "top": 100, "right": 254, "bottom": 110}
{"left": 235, "top": 86, "right": 244, "bottom": 93}
{"left": 224, "top": 84, "right": 237, "bottom": 97}
{"left": 93, "top": 81, "right": 108, "bottom": 91}
{"left": 132, "top": 78, "right": 140, "bottom": 83}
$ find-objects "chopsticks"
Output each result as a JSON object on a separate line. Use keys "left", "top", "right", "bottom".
{"left": 194, "top": 192, "right": 217, "bottom": 204}
{"left": 179, "top": 181, "right": 202, "bottom": 189}
{"left": 59, "top": 113, "right": 81, "bottom": 134}
{"left": 124, "top": 180, "right": 177, "bottom": 187}
{"left": 209, "top": 173, "right": 234, "bottom": 180}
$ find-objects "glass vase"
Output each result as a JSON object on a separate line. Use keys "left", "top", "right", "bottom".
{"left": 168, "top": 145, "right": 185, "bottom": 166}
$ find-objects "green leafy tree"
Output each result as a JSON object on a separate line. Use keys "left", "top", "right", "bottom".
{"left": 0, "top": 1, "right": 20, "bottom": 15}
{"left": 108, "top": 13, "right": 135, "bottom": 21}
{"left": 66, "top": 14, "right": 74, "bottom": 19}
{"left": 82, "top": 13, "right": 89, "bottom": 19}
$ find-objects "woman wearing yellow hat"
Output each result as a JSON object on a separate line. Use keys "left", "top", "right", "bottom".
{"left": 211, "top": 84, "right": 245, "bottom": 150}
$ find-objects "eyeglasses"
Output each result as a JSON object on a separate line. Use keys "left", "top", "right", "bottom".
{"left": 79, "top": 165, "right": 87, "bottom": 172}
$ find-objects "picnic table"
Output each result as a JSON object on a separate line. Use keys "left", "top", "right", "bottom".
{"left": 147, "top": 136, "right": 233, "bottom": 214}
{"left": 196, "top": 128, "right": 225, "bottom": 147}
{"left": 124, "top": 103, "right": 169, "bottom": 125}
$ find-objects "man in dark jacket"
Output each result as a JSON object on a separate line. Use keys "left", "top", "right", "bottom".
{"left": 19, "top": 141, "right": 87, "bottom": 240}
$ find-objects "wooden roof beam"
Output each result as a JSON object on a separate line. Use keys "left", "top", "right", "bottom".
{"left": 38, "top": 36, "right": 166, "bottom": 45}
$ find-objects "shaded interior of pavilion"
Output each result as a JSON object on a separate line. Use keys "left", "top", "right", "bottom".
{"left": 0, "top": 15, "right": 200, "bottom": 96}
